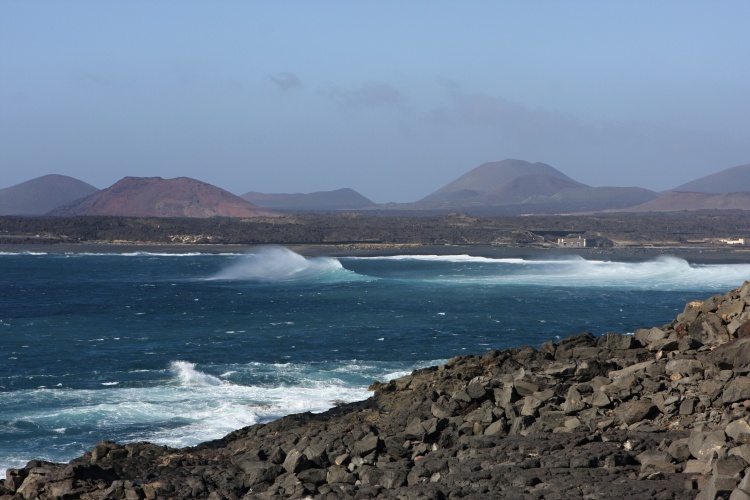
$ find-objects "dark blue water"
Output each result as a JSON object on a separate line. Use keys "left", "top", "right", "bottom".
{"left": 1, "top": 247, "right": 748, "bottom": 475}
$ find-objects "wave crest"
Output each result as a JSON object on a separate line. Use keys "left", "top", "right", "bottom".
{"left": 210, "top": 246, "right": 357, "bottom": 282}
{"left": 170, "top": 361, "right": 224, "bottom": 386}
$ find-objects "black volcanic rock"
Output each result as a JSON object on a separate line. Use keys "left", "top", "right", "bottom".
{"left": 0, "top": 175, "right": 99, "bottom": 215}
{"left": 50, "top": 177, "right": 279, "bottom": 218}
{"left": 241, "top": 188, "right": 375, "bottom": 211}
{"left": 8, "top": 282, "right": 750, "bottom": 498}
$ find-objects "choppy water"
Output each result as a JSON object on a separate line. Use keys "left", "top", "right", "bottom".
{"left": 1, "top": 246, "right": 748, "bottom": 476}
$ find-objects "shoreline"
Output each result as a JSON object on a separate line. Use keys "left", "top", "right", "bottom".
{"left": 3, "top": 242, "right": 750, "bottom": 264}
{"left": 5, "top": 283, "right": 750, "bottom": 498}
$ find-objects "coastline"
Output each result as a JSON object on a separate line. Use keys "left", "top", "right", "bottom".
{"left": 6, "top": 282, "right": 750, "bottom": 498}
{"left": 3, "top": 241, "right": 750, "bottom": 264}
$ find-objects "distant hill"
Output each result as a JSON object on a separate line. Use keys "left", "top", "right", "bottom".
{"left": 616, "top": 191, "right": 750, "bottom": 212}
{"left": 673, "top": 163, "right": 750, "bottom": 193}
{"left": 528, "top": 186, "right": 658, "bottom": 211}
{"left": 50, "top": 177, "right": 278, "bottom": 218}
{"left": 0, "top": 174, "right": 99, "bottom": 215}
{"left": 403, "top": 159, "right": 656, "bottom": 214}
{"left": 419, "top": 159, "right": 587, "bottom": 204}
{"left": 241, "top": 188, "right": 375, "bottom": 211}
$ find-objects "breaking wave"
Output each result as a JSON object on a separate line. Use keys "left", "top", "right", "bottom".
{"left": 346, "top": 254, "right": 750, "bottom": 290}
{"left": 170, "top": 361, "right": 225, "bottom": 387}
{"left": 210, "top": 246, "right": 365, "bottom": 282}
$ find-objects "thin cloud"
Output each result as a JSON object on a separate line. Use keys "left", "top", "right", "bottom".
{"left": 324, "top": 81, "right": 407, "bottom": 110}
{"left": 429, "top": 81, "right": 578, "bottom": 136}
{"left": 269, "top": 72, "right": 303, "bottom": 91}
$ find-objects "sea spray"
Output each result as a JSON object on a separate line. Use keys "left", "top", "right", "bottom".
{"left": 209, "top": 245, "right": 363, "bottom": 282}
{"left": 345, "top": 254, "right": 750, "bottom": 289}
{"left": 170, "top": 361, "right": 224, "bottom": 387}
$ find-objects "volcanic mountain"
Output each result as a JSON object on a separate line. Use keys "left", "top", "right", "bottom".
{"left": 0, "top": 174, "right": 99, "bottom": 215}
{"left": 672, "top": 163, "right": 750, "bottom": 193}
{"left": 616, "top": 191, "right": 750, "bottom": 212}
{"left": 409, "top": 159, "right": 656, "bottom": 214}
{"left": 49, "top": 177, "right": 278, "bottom": 218}
{"left": 241, "top": 188, "right": 375, "bottom": 211}
{"left": 419, "top": 159, "right": 587, "bottom": 204}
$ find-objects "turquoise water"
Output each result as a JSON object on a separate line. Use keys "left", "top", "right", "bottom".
{"left": 1, "top": 246, "right": 748, "bottom": 475}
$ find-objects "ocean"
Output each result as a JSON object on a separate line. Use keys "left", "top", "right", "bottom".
{"left": 2, "top": 246, "right": 749, "bottom": 477}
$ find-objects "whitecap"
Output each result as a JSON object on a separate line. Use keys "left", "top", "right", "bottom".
{"left": 208, "top": 246, "right": 365, "bottom": 283}
{"left": 170, "top": 361, "right": 224, "bottom": 387}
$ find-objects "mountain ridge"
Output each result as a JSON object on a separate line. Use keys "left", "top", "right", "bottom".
{"left": 0, "top": 175, "right": 99, "bottom": 215}
{"left": 50, "top": 176, "right": 278, "bottom": 218}
{"left": 672, "top": 163, "right": 750, "bottom": 193}
{"left": 6, "top": 157, "right": 750, "bottom": 217}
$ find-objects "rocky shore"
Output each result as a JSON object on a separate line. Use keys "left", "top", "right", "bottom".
{"left": 7, "top": 284, "right": 750, "bottom": 498}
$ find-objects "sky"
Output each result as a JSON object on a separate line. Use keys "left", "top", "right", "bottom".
{"left": 2, "top": 1, "right": 750, "bottom": 203}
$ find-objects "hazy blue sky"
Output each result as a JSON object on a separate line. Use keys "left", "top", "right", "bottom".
{"left": 2, "top": 1, "right": 749, "bottom": 202}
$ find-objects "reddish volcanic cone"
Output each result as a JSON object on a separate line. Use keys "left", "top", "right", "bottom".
{"left": 50, "top": 177, "right": 279, "bottom": 218}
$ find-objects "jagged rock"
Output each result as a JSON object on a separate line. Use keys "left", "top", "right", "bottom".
{"left": 727, "top": 419, "right": 750, "bottom": 441}
{"left": 690, "top": 312, "right": 730, "bottom": 345}
{"left": 667, "top": 438, "right": 692, "bottom": 462}
{"left": 326, "top": 466, "right": 356, "bottom": 485}
{"left": 680, "top": 397, "right": 697, "bottom": 415}
{"left": 483, "top": 419, "right": 507, "bottom": 436}
{"left": 714, "top": 455, "right": 748, "bottom": 477}
{"left": 689, "top": 430, "right": 728, "bottom": 461}
{"left": 634, "top": 327, "right": 667, "bottom": 346}
{"left": 724, "top": 378, "right": 750, "bottom": 404}
{"left": 710, "top": 338, "right": 750, "bottom": 372}
{"left": 730, "top": 445, "right": 750, "bottom": 464}
{"left": 719, "top": 299, "right": 745, "bottom": 321}
{"left": 684, "top": 459, "right": 711, "bottom": 474}
{"left": 636, "top": 450, "right": 677, "bottom": 473}
{"left": 513, "top": 379, "right": 539, "bottom": 397}
{"left": 697, "top": 474, "right": 739, "bottom": 500}
{"left": 614, "top": 399, "right": 658, "bottom": 426}
{"left": 731, "top": 470, "right": 750, "bottom": 500}
{"left": 590, "top": 390, "right": 612, "bottom": 408}
{"left": 283, "top": 449, "right": 312, "bottom": 473}
{"left": 665, "top": 358, "right": 704, "bottom": 377}
{"left": 604, "top": 332, "right": 635, "bottom": 350}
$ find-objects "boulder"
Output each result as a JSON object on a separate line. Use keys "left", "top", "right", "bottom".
{"left": 636, "top": 450, "right": 677, "bottom": 473}
{"left": 614, "top": 399, "right": 658, "bottom": 426}
{"left": 689, "top": 430, "right": 727, "bottom": 461}
{"left": 710, "top": 338, "right": 750, "bottom": 372}
{"left": 724, "top": 378, "right": 750, "bottom": 405}
{"left": 726, "top": 419, "right": 750, "bottom": 441}
{"left": 634, "top": 327, "right": 667, "bottom": 346}
{"left": 665, "top": 358, "right": 703, "bottom": 377}
{"left": 283, "top": 449, "right": 312, "bottom": 474}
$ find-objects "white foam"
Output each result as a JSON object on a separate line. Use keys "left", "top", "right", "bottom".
{"left": 351, "top": 254, "right": 526, "bottom": 263}
{"left": 0, "top": 251, "right": 48, "bottom": 256}
{"left": 0, "top": 358, "right": 443, "bottom": 473}
{"left": 62, "top": 252, "right": 224, "bottom": 257}
{"left": 356, "top": 254, "right": 750, "bottom": 290}
{"left": 209, "top": 246, "right": 358, "bottom": 282}
{"left": 170, "top": 361, "right": 224, "bottom": 387}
